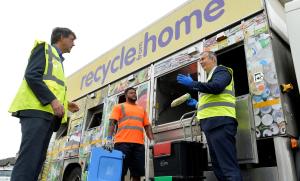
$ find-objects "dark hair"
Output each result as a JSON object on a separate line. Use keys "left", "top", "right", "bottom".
{"left": 51, "top": 27, "right": 76, "bottom": 45}
{"left": 124, "top": 87, "right": 136, "bottom": 96}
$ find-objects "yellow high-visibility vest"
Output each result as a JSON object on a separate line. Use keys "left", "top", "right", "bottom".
{"left": 9, "top": 40, "right": 68, "bottom": 123}
{"left": 197, "top": 66, "right": 236, "bottom": 120}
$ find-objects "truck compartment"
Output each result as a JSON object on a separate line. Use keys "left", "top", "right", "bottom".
{"left": 216, "top": 43, "right": 249, "bottom": 97}
{"left": 154, "top": 43, "right": 249, "bottom": 126}
{"left": 155, "top": 62, "right": 198, "bottom": 126}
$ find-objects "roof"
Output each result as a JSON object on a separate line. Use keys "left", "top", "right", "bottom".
{"left": 0, "top": 157, "right": 16, "bottom": 166}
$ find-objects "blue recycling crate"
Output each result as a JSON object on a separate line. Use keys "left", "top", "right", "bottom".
{"left": 87, "top": 147, "right": 123, "bottom": 181}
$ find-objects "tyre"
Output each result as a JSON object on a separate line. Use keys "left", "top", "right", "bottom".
{"left": 64, "top": 167, "right": 81, "bottom": 181}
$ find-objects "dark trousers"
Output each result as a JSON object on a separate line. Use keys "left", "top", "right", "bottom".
{"left": 204, "top": 123, "right": 242, "bottom": 181}
{"left": 11, "top": 117, "right": 53, "bottom": 181}
{"left": 114, "top": 143, "right": 145, "bottom": 181}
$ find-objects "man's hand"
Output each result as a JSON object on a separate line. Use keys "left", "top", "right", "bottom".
{"left": 103, "top": 136, "right": 114, "bottom": 152}
{"left": 51, "top": 99, "right": 64, "bottom": 118}
{"left": 68, "top": 102, "right": 80, "bottom": 113}
{"left": 177, "top": 74, "right": 194, "bottom": 88}
{"left": 149, "top": 139, "right": 155, "bottom": 149}
{"left": 186, "top": 98, "right": 198, "bottom": 108}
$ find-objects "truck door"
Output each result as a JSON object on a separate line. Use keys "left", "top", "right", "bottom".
{"left": 216, "top": 42, "right": 258, "bottom": 164}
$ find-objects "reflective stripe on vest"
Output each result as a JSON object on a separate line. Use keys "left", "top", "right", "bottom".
{"left": 119, "top": 116, "right": 144, "bottom": 124}
{"left": 43, "top": 46, "right": 65, "bottom": 86}
{"left": 197, "top": 66, "right": 236, "bottom": 120}
{"left": 198, "top": 102, "right": 235, "bottom": 111}
{"left": 44, "top": 44, "right": 68, "bottom": 122}
{"left": 118, "top": 126, "right": 144, "bottom": 132}
{"left": 201, "top": 89, "right": 235, "bottom": 97}
{"left": 117, "top": 104, "right": 144, "bottom": 132}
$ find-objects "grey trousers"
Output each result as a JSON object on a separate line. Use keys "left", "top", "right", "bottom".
{"left": 11, "top": 117, "right": 53, "bottom": 181}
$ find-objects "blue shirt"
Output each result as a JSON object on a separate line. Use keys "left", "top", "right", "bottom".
{"left": 53, "top": 45, "right": 65, "bottom": 62}
{"left": 191, "top": 66, "right": 237, "bottom": 131}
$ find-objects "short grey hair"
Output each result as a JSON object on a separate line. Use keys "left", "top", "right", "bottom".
{"left": 200, "top": 51, "right": 217, "bottom": 63}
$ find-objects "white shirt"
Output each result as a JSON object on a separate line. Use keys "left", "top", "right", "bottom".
{"left": 206, "top": 65, "right": 217, "bottom": 82}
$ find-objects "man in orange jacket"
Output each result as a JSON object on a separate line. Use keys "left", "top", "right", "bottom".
{"left": 104, "top": 87, "right": 154, "bottom": 181}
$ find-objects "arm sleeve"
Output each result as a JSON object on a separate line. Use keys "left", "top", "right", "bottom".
{"left": 110, "top": 105, "right": 121, "bottom": 121}
{"left": 191, "top": 68, "right": 232, "bottom": 94}
{"left": 24, "top": 43, "right": 56, "bottom": 106}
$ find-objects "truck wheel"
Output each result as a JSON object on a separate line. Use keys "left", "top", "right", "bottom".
{"left": 64, "top": 167, "right": 81, "bottom": 181}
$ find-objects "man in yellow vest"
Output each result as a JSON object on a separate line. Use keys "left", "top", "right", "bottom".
{"left": 177, "top": 51, "right": 242, "bottom": 181}
{"left": 9, "top": 27, "right": 79, "bottom": 181}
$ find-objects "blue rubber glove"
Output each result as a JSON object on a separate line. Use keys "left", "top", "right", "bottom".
{"left": 186, "top": 98, "right": 198, "bottom": 108}
{"left": 177, "top": 74, "right": 194, "bottom": 88}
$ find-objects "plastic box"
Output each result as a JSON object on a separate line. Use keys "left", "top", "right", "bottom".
{"left": 87, "top": 147, "right": 123, "bottom": 181}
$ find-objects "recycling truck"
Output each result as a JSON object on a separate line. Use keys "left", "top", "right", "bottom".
{"left": 41, "top": 0, "right": 300, "bottom": 180}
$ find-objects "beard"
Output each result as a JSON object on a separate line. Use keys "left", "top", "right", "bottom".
{"left": 128, "top": 96, "right": 137, "bottom": 102}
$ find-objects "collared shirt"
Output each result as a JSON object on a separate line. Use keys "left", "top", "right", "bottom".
{"left": 52, "top": 45, "right": 65, "bottom": 62}
{"left": 206, "top": 66, "right": 217, "bottom": 82}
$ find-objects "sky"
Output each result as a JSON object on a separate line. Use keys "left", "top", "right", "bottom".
{"left": 0, "top": 0, "right": 187, "bottom": 159}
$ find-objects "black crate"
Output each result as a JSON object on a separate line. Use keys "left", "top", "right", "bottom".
{"left": 154, "top": 176, "right": 205, "bottom": 181}
{"left": 153, "top": 141, "right": 208, "bottom": 177}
